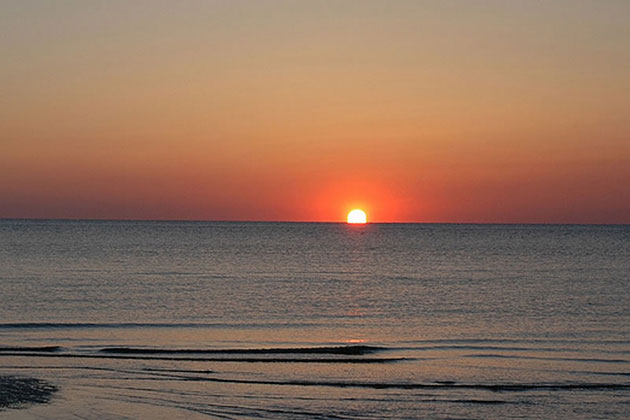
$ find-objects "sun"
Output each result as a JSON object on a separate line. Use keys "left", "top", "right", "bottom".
{"left": 347, "top": 209, "right": 367, "bottom": 224}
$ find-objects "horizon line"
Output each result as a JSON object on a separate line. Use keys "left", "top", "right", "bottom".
{"left": 0, "top": 217, "right": 628, "bottom": 226}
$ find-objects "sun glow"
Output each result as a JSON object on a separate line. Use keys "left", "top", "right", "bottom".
{"left": 347, "top": 209, "right": 367, "bottom": 224}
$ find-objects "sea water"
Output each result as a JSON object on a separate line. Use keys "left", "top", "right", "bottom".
{"left": 1, "top": 220, "right": 629, "bottom": 419}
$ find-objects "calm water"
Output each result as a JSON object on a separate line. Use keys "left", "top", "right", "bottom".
{"left": 1, "top": 220, "right": 629, "bottom": 419}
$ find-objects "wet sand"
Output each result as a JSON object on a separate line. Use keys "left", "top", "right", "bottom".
{"left": 0, "top": 376, "right": 57, "bottom": 410}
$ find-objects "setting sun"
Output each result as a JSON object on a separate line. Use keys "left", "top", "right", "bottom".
{"left": 347, "top": 209, "right": 367, "bottom": 224}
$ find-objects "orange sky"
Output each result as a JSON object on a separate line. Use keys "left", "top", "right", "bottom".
{"left": 2, "top": 1, "right": 629, "bottom": 223}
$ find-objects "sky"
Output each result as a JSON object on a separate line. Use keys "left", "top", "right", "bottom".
{"left": 1, "top": 0, "right": 629, "bottom": 223}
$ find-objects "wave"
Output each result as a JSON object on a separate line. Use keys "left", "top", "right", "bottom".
{"left": 187, "top": 377, "right": 630, "bottom": 391}
{"left": 588, "top": 371, "right": 630, "bottom": 377}
{"left": 400, "top": 344, "right": 630, "bottom": 355}
{"left": 27, "top": 364, "right": 625, "bottom": 393}
{"left": 0, "top": 322, "right": 327, "bottom": 330}
{"left": 401, "top": 338, "right": 630, "bottom": 345}
{"left": 99, "top": 345, "right": 383, "bottom": 356}
{"left": 0, "top": 346, "right": 61, "bottom": 353}
{"left": 125, "top": 371, "right": 630, "bottom": 391}
{"left": 465, "top": 354, "right": 630, "bottom": 364}
{"left": 0, "top": 352, "right": 407, "bottom": 364}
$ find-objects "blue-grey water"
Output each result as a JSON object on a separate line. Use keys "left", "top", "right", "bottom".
{"left": 1, "top": 220, "right": 629, "bottom": 419}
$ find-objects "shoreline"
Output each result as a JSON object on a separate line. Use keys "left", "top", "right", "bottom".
{"left": 0, "top": 376, "right": 57, "bottom": 410}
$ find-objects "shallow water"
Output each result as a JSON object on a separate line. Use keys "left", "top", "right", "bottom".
{"left": 1, "top": 220, "right": 629, "bottom": 418}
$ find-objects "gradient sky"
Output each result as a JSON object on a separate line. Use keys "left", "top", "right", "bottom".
{"left": 2, "top": 0, "right": 629, "bottom": 223}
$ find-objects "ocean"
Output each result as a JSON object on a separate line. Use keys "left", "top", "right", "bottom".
{"left": 1, "top": 220, "right": 629, "bottom": 419}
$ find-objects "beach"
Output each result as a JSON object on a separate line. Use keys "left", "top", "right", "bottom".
{"left": 0, "top": 376, "right": 57, "bottom": 410}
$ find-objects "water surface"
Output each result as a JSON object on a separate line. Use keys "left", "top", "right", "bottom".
{"left": 1, "top": 220, "right": 629, "bottom": 418}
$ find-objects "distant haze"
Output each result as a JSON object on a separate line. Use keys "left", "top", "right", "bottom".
{"left": 2, "top": 0, "right": 629, "bottom": 223}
